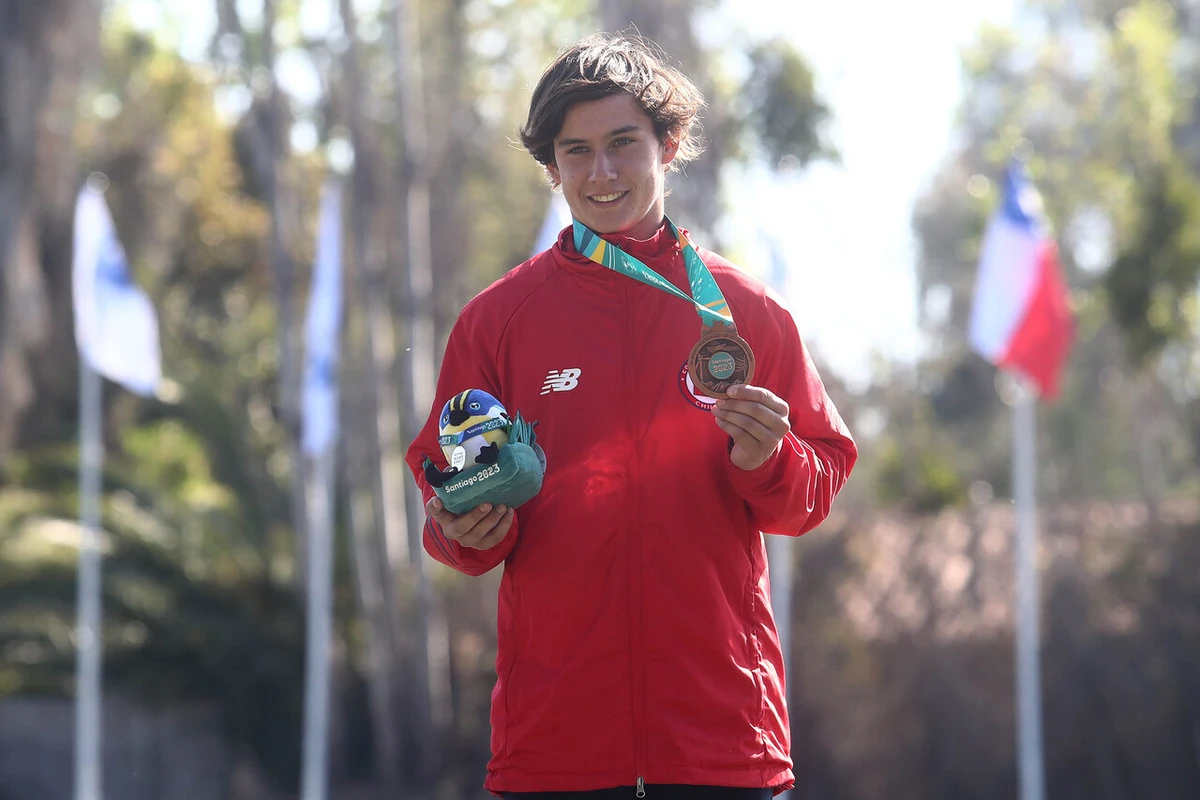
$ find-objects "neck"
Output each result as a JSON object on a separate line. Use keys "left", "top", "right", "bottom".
{"left": 622, "top": 212, "right": 667, "bottom": 242}
{"left": 588, "top": 216, "right": 669, "bottom": 245}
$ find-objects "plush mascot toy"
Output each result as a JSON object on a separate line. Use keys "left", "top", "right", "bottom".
{"left": 422, "top": 389, "right": 546, "bottom": 515}
{"left": 437, "top": 389, "right": 511, "bottom": 469}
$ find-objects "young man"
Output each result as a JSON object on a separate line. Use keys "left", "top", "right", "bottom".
{"left": 404, "top": 33, "right": 857, "bottom": 799}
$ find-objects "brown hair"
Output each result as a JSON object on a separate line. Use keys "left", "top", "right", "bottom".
{"left": 520, "top": 33, "right": 706, "bottom": 173}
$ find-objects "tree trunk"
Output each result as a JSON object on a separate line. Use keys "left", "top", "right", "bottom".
{"left": 342, "top": 329, "right": 404, "bottom": 792}
{"left": 428, "top": 0, "right": 471, "bottom": 354}
{"left": 260, "top": 0, "right": 308, "bottom": 586}
{"left": 0, "top": 214, "right": 50, "bottom": 457}
{"left": 0, "top": 0, "right": 97, "bottom": 457}
{"left": 393, "top": 0, "right": 441, "bottom": 784}
{"left": 1129, "top": 370, "right": 1165, "bottom": 522}
{"left": 392, "top": 0, "right": 437, "bottom": 520}
{"left": 334, "top": 0, "right": 407, "bottom": 789}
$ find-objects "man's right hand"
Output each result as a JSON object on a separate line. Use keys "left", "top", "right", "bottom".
{"left": 425, "top": 497, "right": 515, "bottom": 551}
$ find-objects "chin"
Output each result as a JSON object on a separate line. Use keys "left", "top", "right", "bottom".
{"left": 581, "top": 221, "right": 626, "bottom": 236}
{"left": 590, "top": 214, "right": 640, "bottom": 234}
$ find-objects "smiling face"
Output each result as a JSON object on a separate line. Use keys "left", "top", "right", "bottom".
{"left": 546, "top": 93, "right": 679, "bottom": 241}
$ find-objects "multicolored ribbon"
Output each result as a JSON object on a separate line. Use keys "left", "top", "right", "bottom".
{"left": 573, "top": 218, "right": 733, "bottom": 329}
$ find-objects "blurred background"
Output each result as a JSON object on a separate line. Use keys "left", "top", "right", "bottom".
{"left": 2, "top": 0, "right": 1199, "bottom": 798}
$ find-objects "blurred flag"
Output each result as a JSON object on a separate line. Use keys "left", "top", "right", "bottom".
{"left": 531, "top": 192, "right": 572, "bottom": 256}
{"left": 301, "top": 180, "right": 345, "bottom": 456}
{"left": 72, "top": 186, "right": 161, "bottom": 396}
{"left": 969, "top": 161, "right": 1073, "bottom": 399}
{"left": 763, "top": 231, "right": 789, "bottom": 296}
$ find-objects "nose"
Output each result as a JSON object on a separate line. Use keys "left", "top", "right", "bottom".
{"left": 590, "top": 150, "right": 617, "bottom": 181}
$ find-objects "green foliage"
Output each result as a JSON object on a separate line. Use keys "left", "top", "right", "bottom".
{"left": 1104, "top": 161, "right": 1200, "bottom": 364}
{"left": 740, "top": 38, "right": 834, "bottom": 168}
{"left": 875, "top": 437, "right": 969, "bottom": 513}
{"left": 0, "top": 418, "right": 305, "bottom": 789}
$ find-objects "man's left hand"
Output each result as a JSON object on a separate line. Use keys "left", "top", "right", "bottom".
{"left": 712, "top": 384, "right": 790, "bottom": 471}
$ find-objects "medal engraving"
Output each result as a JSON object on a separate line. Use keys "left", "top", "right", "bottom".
{"left": 688, "top": 324, "right": 756, "bottom": 398}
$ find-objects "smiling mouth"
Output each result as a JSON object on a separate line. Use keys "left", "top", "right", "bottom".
{"left": 590, "top": 191, "right": 627, "bottom": 204}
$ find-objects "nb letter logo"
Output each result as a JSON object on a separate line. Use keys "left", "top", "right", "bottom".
{"left": 541, "top": 368, "right": 581, "bottom": 395}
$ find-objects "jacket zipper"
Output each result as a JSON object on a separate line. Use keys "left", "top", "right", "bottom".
{"left": 625, "top": 280, "right": 647, "bottom": 794}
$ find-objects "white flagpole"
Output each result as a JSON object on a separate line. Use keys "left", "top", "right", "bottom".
{"left": 762, "top": 230, "right": 795, "bottom": 799}
{"left": 301, "top": 445, "right": 336, "bottom": 800}
{"left": 1012, "top": 380, "right": 1045, "bottom": 800}
{"left": 70, "top": 176, "right": 162, "bottom": 800}
{"left": 766, "top": 533, "right": 793, "bottom": 680}
{"left": 74, "top": 361, "right": 104, "bottom": 800}
{"left": 299, "top": 179, "right": 344, "bottom": 800}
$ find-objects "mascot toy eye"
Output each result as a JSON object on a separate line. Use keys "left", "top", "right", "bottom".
{"left": 422, "top": 388, "right": 546, "bottom": 515}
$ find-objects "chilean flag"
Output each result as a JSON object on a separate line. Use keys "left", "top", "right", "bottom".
{"left": 968, "top": 161, "right": 1073, "bottom": 400}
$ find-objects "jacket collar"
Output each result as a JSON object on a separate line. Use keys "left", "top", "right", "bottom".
{"left": 554, "top": 218, "right": 687, "bottom": 278}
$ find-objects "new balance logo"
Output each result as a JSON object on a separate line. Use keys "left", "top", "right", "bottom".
{"left": 541, "top": 368, "right": 581, "bottom": 395}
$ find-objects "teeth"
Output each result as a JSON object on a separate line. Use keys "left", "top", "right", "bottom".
{"left": 592, "top": 192, "right": 625, "bottom": 203}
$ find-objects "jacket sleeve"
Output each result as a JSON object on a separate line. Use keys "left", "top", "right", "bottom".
{"left": 724, "top": 293, "right": 858, "bottom": 536}
{"left": 404, "top": 302, "right": 519, "bottom": 576}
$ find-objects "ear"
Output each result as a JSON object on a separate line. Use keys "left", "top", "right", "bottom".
{"left": 662, "top": 138, "right": 680, "bottom": 166}
{"left": 546, "top": 161, "right": 562, "bottom": 188}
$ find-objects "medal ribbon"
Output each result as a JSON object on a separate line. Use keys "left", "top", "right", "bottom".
{"left": 573, "top": 218, "right": 733, "bottom": 329}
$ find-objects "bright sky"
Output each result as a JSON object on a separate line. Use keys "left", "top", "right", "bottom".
{"left": 712, "top": 0, "right": 1017, "bottom": 389}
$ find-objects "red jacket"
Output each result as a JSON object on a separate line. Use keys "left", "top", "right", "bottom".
{"left": 405, "top": 223, "right": 857, "bottom": 795}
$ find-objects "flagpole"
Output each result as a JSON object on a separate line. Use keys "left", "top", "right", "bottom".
{"left": 766, "top": 535, "right": 794, "bottom": 800}
{"left": 70, "top": 176, "right": 162, "bottom": 800}
{"left": 301, "top": 445, "right": 336, "bottom": 800}
{"left": 762, "top": 230, "right": 795, "bottom": 800}
{"left": 767, "top": 536, "right": 794, "bottom": 678}
{"left": 74, "top": 361, "right": 104, "bottom": 800}
{"left": 967, "top": 158, "right": 1066, "bottom": 800}
{"left": 1012, "top": 380, "right": 1044, "bottom": 800}
{"left": 300, "top": 179, "right": 344, "bottom": 800}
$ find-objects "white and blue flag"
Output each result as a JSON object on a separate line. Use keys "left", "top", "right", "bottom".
{"left": 71, "top": 186, "right": 162, "bottom": 396}
{"left": 301, "top": 180, "right": 345, "bottom": 456}
{"left": 764, "top": 232, "right": 790, "bottom": 296}
{"left": 531, "top": 192, "right": 572, "bottom": 256}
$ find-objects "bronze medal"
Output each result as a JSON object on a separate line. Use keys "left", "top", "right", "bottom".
{"left": 688, "top": 323, "right": 756, "bottom": 398}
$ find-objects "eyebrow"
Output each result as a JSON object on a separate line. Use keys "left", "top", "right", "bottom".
{"left": 557, "top": 124, "right": 643, "bottom": 147}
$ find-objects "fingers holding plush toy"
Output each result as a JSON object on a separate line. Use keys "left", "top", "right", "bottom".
{"left": 425, "top": 496, "right": 514, "bottom": 551}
